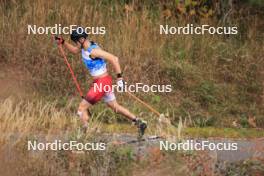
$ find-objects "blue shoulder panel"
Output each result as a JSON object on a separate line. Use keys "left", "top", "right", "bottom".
{"left": 87, "top": 42, "right": 99, "bottom": 53}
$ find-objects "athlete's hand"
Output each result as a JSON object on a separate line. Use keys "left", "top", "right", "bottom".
{"left": 54, "top": 36, "right": 65, "bottom": 45}
{"left": 117, "top": 78, "right": 125, "bottom": 91}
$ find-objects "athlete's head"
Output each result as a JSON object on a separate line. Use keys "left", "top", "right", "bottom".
{"left": 70, "top": 27, "right": 88, "bottom": 47}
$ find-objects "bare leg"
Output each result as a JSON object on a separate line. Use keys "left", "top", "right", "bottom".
{"left": 106, "top": 100, "right": 147, "bottom": 138}
{"left": 77, "top": 99, "right": 92, "bottom": 127}
{"left": 106, "top": 100, "right": 136, "bottom": 121}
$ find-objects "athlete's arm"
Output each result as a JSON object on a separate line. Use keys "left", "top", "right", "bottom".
{"left": 54, "top": 36, "right": 80, "bottom": 54}
{"left": 63, "top": 41, "right": 80, "bottom": 54}
{"left": 91, "top": 49, "right": 122, "bottom": 75}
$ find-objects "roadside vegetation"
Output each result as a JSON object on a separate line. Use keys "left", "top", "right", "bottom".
{"left": 0, "top": 96, "right": 263, "bottom": 175}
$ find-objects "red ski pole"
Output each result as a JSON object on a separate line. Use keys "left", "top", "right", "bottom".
{"left": 55, "top": 38, "right": 84, "bottom": 98}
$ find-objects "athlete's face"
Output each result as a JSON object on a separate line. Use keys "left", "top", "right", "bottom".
{"left": 76, "top": 38, "right": 86, "bottom": 48}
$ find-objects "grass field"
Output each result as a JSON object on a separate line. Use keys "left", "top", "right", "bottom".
{"left": 1, "top": 0, "right": 264, "bottom": 127}
{"left": 1, "top": 97, "right": 263, "bottom": 175}
{"left": 1, "top": 0, "right": 264, "bottom": 175}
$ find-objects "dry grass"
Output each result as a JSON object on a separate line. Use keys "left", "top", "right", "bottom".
{"left": 0, "top": 97, "right": 132, "bottom": 140}
{"left": 0, "top": 97, "right": 182, "bottom": 176}
{"left": 0, "top": 97, "right": 129, "bottom": 175}
{"left": 1, "top": 1, "right": 264, "bottom": 175}
{"left": 0, "top": 96, "right": 263, "bottom": 175}
{"left": 0, "top": 96, "right": 178, "bottom": 137}
{"left": 1, "top": 0, "right": 264, "bottom": 128}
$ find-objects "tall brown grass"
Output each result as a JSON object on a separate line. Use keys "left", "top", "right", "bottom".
{"left": 0, "top": 0, "right": 263, "bottom": 127}
{"left": 0, "top": 97, "right": 183, "bottom": 176}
